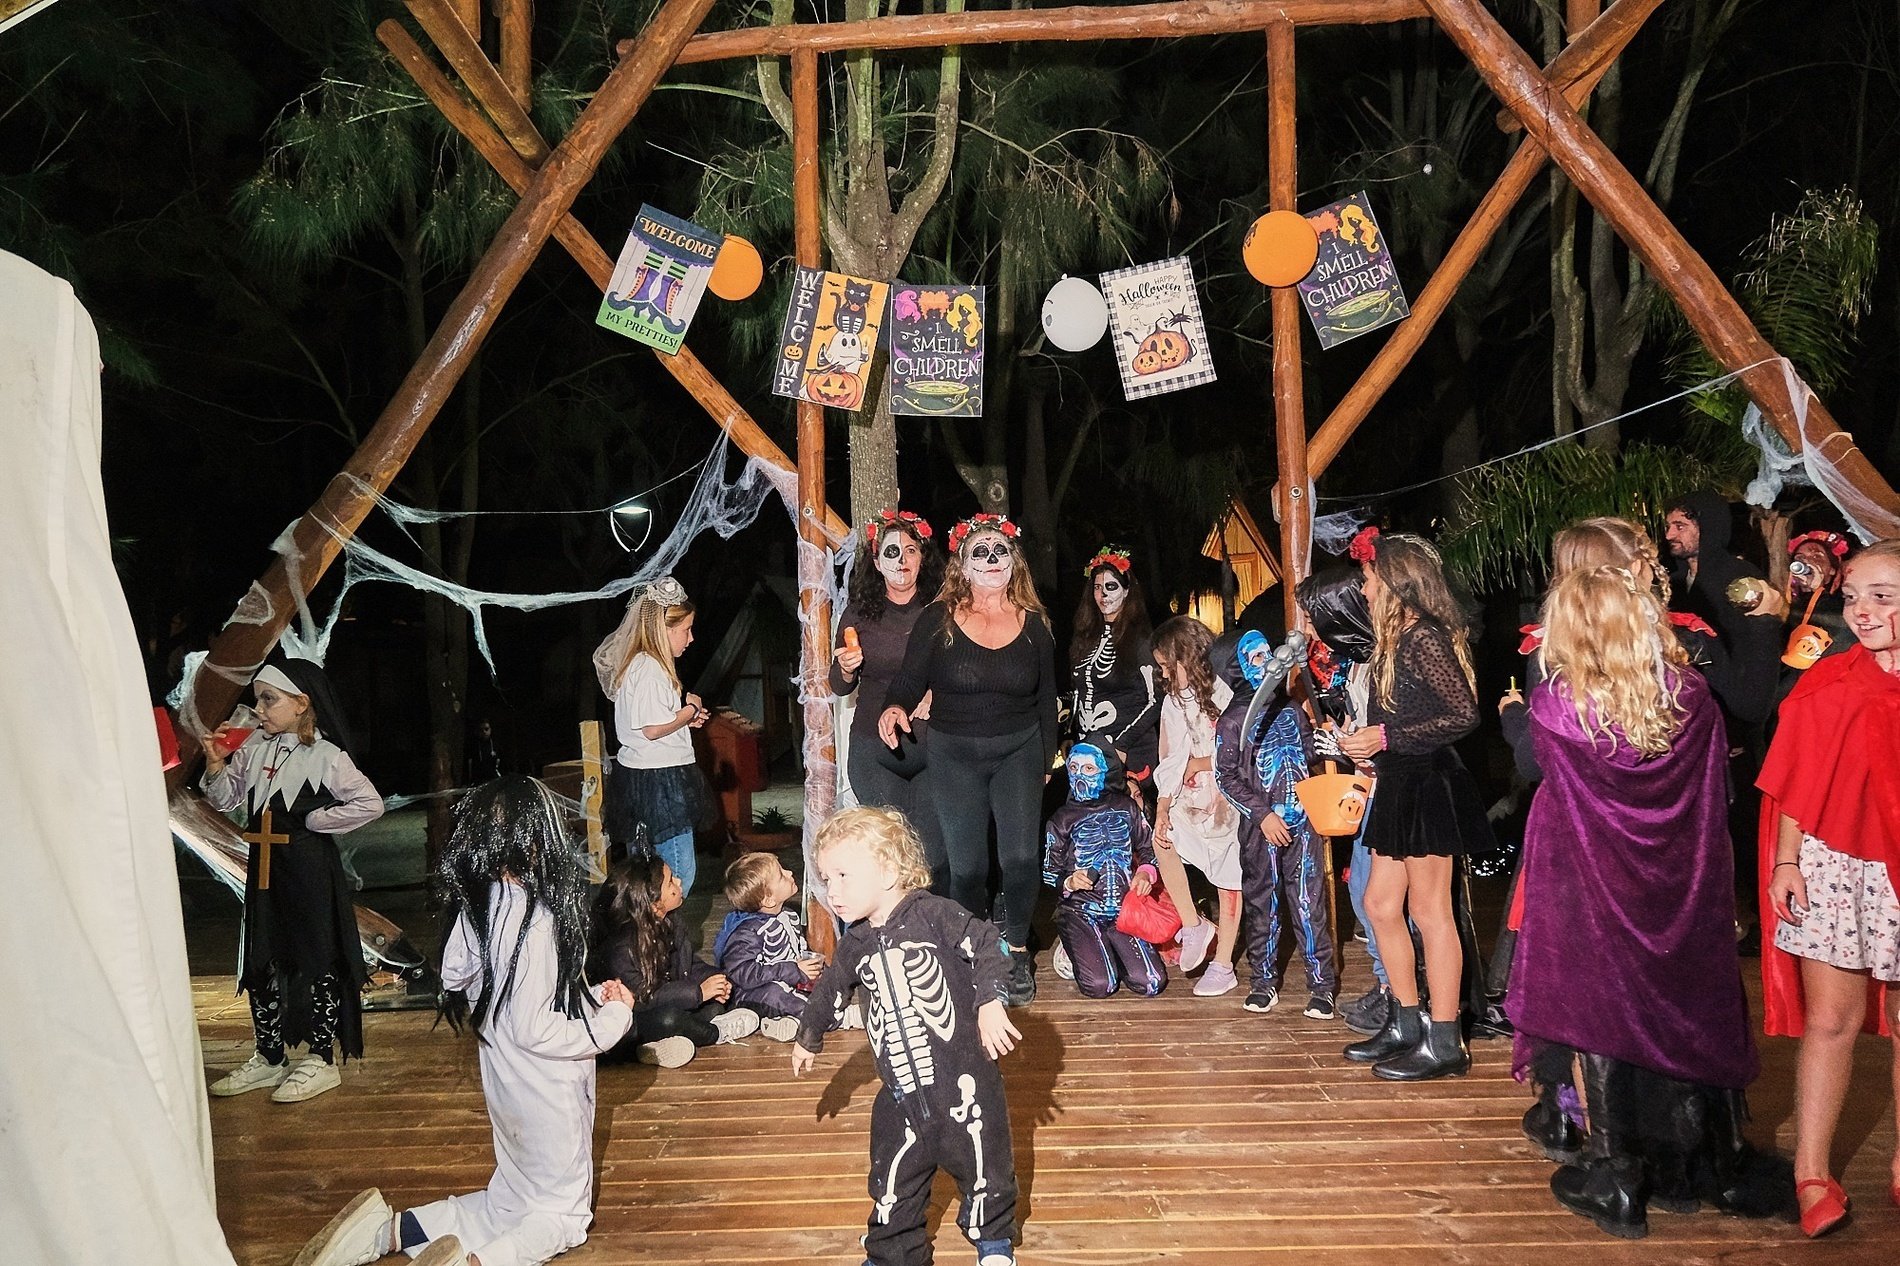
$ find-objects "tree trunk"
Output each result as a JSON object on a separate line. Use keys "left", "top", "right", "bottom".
{"left": 1018, "top": 382, "right": 1056, "bottom": 588}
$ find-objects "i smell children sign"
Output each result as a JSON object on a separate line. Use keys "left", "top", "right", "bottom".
{"left": 1297, "top": 192, "right": 1410, "bottom": 350}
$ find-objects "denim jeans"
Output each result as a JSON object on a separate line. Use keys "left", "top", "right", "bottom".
{"left": 1347, "top": 830, "right": 1388, "bottom": 987}
{"left": 653, "top": 829, "right": 697, "bottom": 898}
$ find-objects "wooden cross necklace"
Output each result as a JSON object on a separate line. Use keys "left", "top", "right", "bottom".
{"left": 239, "top": 735, "right": 297, "bottom": 890}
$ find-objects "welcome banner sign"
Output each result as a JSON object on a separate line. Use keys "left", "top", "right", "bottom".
{"left": 596, "top": 205, "right": 722, "bottom": 354}
{"left": 771, "top": 267, "right": 891, "bottom": 412}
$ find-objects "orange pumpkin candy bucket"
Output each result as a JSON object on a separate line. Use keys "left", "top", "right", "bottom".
{"left": 1294, "top": 771, "right": 1374, "bottom": 838}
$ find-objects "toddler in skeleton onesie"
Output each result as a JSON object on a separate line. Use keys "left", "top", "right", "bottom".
{"left": 1043, "top": 736, "right": 1167, "bottom": 998}
{"left": 794, "top": 806, "right": 1022, "bottom": 1266}
{"left": 1214, "top": 632, "right": 1337, "bottom": 1018}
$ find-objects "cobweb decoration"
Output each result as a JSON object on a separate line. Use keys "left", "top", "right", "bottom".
{"left": 1742, "top": 358, "right": 1900, "bottom": 543}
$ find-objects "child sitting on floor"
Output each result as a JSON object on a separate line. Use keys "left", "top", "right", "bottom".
{"left": 793, "top": 806, "right": 1023, "bottom": 1266}
{"left": 588, "top": 854, "right": 760, "bottom": 1068}
{"left": 1043, "top": 735, "right": 1167, "bottom": 999}
{"left": 714, "top": 853, "right": 863, "bottom": 1041}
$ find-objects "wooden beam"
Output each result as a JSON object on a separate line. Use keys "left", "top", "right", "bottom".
{"left": 1267, "top": 21, "right": 1310, "bottom": 629}
{"left": 186, "top": 0, "right": 720, "bottom": 742}
{"left": 376, "top": 20, "right": 845, "bottom": 539}
{"left": 790, "top": 47, "right": 837, "bottom": 960}
{"left": 1308, "top": 0, "right": 1660, "bottom": 478}
{"left": 451, "top": 0, "right": 480, "bottom": 37}
{"left": 406, "top": 0, "right": 548, "bottom": 163}
{"left": 1496, "top": 0, "right": 1635, "bottom": 133}
{"left": 1424, "top": 0, "right": 1900, "bottom": 534}
{"left": 498, "top": 0, "right": 533, "bottom": 110}
{"left": 638, "top": 0, "right": 1432, "bottom": 65}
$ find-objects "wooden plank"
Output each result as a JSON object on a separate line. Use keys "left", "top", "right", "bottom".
{"left": 406, "top": 0, "right": 549, "bottom": 163}
{"left": 498, "top": 0, "right": 533, "bottom": 110}
{"left": 579, "top": 718, "right": 605, "bottom": 879}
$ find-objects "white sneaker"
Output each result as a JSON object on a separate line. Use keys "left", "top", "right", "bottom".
{"left": 712, "top": 1007, "right": 761, "bottom": 1043}
{"left": 412, "top": 1236, "right": 470, "bottom": 1266}
{"left": 1052, "top": 941, "right": 1075, "bottom": 981}
{"left": 838, "top": 1002, "right": 864, "bottom": 1030}
{"left": 1193, "top": 961, "right": 1239, "bottom": 997}
{"left": 290, "top": 1187, "right": 392, "bottom": 1266}
{"left": 636, "top": 1036, "right": 696, "bottom": 1068}
{"left": 758, "top": 1015, "right": 801, "bottom": 1042}
{"left": 209, "top": 1052, "right": 289, "bottom": 1097}
{"left": 271, "top": 1053, "right": 342, "bottom": 1103}
{"left": 1176, "top": 920, "right": 1217, "bottom": 974}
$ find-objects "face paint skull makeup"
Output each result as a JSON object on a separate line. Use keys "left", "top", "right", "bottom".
{"left": 963, "top": 531, "right": 1014, "bottom": 590}
{"left": 1093, "top": 571, "right": 1127, "bottom": 618}
{"left": 1236, "top": 630, "right": 1270, "bottom": 690}
{"left": 876, "top": 529, "right": 921, "bottom": 594}
{"left": 1067, "top": 744, "right": 1107, "bottom": 802}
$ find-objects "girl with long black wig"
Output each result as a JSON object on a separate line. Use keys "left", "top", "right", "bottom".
{"left": 293, "top": 776, "right": 636, "bottom": 1266}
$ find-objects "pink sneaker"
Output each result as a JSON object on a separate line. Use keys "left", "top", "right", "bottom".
{"left": 1176, "top": 920, "right": 1217, "bottom": 974}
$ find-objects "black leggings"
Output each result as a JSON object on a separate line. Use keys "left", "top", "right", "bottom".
{"left": 847, "top": 737, "right": 948, "bottom": 895}
{"left": 249, "top": 973, "right": 343, "bottom": 1065}
{"left": 928, "top": 724, "right": 1044, "bottom": 947}
{"left": 627, "top": 1000, "right": 730, "bottom": 1050}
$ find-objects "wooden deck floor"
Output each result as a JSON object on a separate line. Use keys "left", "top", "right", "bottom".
{"left": 200, "top": 947, "right": 1900, "bottom": 1266}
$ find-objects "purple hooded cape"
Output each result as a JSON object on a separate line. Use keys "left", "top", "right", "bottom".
{"left": 1507, "top": 669, "right": 1758, "bottom": 1090}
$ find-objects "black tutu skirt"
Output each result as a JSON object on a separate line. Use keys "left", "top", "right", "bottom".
{"left": 1362, "top": 747, "right": 1495, "bottom": 859}
{"left": 606, "top": 760, "right": 710, "bottom": 853}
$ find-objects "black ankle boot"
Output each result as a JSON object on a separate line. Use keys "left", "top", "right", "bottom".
{"left": 1344, "top": 1002, "right": 1421, "bottom": 1064}
{"left": 1373, "top": 1017, "right": 1470, "bottom": 1081}
{"left": 1552, "top": 1053, "right": 1648, "bottom": 1239}
{"left": 1522, "top": 1090, "right": 1582, "bottom": 1164}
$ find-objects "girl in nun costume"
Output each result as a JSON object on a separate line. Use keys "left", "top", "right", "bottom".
{"left": 201, "top": 655, "right": 383, "bottom": 1103}
{"left": 294, "top": 776, "right": 636, "bottom": 1266}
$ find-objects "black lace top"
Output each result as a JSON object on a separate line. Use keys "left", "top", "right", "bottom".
{"left": 1368, "top": 620, "right": 1478, "bottom": 754}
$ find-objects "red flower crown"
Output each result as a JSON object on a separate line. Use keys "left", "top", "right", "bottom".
{"left": 1787, "top": 530, "right": 1849, "bottom": 560}
{"left": 1346, "top": 524, "right": 1382, "bottom": 563}
{"left": 1084, "top": 547, "right": 1133, "bottom": 578}
{"left": 948, "top": 513, "right": 1021, "bottom": 554}
{"left": 865, "top": 508, "right": 933, "bottom": 547}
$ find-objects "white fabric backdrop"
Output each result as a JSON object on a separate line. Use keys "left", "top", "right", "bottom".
{"left": 0, "top": 252, "right": 236, "bottom": 1264}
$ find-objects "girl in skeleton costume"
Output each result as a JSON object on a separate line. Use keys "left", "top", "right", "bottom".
{"left": 593, "top": 576, "right": 710, "bottom": 894}
{"left": 1151, "top": 616, "right": 1244, "bottom": 996}
{"left": 1067, "top": 547, "right": 1159, "bottom": 803}
{"left": 795, "top": 807, "right": 1022, "bottom": 1266}
{"left": 293, "top": 777, "right": 635, "bottom": 1266}
{"left": 1043, "top": 736, "right": 1166, "bottom": 999}
{"left": 882, "top": 514, "right": 1059, "bottom": 1007}
{"left": 1214, "top": 631, "right": 1337, "bottom": 1019}
{"left": 833, "top": 509, "right": 947, "bottom": 883}
{"left": 201, "top": 656, "right": 383, "bottom": 1105}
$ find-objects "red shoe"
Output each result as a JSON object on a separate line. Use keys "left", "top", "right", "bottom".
{"left": 1796, "top": 1177, "right": 1849, "bottom": 1238}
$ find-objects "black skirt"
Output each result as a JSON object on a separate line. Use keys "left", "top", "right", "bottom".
{"left": 1363, "top": 747, "right": 1495, "bottom": 860}
{"left": 606, "top": 760, "right": 710, "bottom": 852}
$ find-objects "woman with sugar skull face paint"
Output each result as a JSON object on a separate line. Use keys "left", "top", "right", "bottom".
{"left": 1068, "top": 547, "right": 1159, "bottom": 806}
{"left": 832, "top": 511, "right": 947, "bottom": 879}
{"left": 882, "top": 514, "right": 1059, "bottom": 1007}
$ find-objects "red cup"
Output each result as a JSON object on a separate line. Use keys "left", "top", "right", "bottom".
{"left": 217, "top": 726, "right": 254, "bottom": 756}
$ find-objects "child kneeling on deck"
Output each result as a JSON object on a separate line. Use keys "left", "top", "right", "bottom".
{"left": 293, "top": 776, "right": 634, "bottom": 1266}
{"left": 715, "top": 852, "right": 862, "bottom": 1041}
{"left": 1043, "top": 735, "right": 1167, "bottom": 998}
{"left": 793, "top": 806, "right": 1023, "bottom": 1266}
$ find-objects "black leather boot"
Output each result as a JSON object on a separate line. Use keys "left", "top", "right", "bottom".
{"left": 1522, "top": 1083, "right": 1582, "bottom": 1164}
{"left": 1373, "top": 1017, "right": 1470, "bottom": 1081}
{"left": 1344, "top": 1002, "right": 1421, "bottom": 1063}
{"left": 1551, "top": 1053, "right": 1648, "bottom": 1239}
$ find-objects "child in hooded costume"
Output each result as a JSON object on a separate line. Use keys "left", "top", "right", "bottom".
{"left": 1215, "top": 631, "right": 1337, "bottom": 1019}
{"left": 201, "top": 656, "right": 383, "bottom": 1104}
{"left": 1042, "top": 736, "right": 1166, "bottom": 999}
{"left": 713, "top": 852, "right": 864, "bottom": 1041}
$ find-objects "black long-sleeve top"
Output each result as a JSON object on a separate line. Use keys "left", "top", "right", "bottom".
{"left": 828, "top": 595, "right": 927, "bottom": 742}
{"left": 1368, "top": 620, "right": 1478, "bottom": 754}
{"left": 885, "top": 600, "right": 1060, "bottom": 764}
{"left": 589, "top": 910, "right": 715, "bottom": 1015}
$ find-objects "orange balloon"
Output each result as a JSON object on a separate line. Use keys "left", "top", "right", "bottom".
{"left": 708, "top": 235, "right": 764, "bottom": 301}
{"left": 1243, "top": 210, "right": 1321, "bottom": 287}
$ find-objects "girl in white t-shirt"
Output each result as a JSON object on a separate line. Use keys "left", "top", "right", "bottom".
{"left": 593, "top": 576, "right": 710, "bottom": 893}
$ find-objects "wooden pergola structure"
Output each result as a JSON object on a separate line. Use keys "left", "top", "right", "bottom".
{"left": 184, "top": 0, "right": 1900, "bottom": 952}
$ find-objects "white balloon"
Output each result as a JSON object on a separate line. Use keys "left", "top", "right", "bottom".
{"left": 1041, "top": 276, "right": 1109, "bottom": 352}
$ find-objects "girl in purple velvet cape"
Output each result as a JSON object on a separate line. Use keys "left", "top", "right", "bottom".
{"left": 1510, "top": 668, "right": 1758, "bottom": 1090}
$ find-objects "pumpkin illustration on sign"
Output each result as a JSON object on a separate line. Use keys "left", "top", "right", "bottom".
{"left": 1125, "top": 312, "right": 1197, "bottom": 376}
{"left": 804, "top": 367, "right": 864, "bottom": 409}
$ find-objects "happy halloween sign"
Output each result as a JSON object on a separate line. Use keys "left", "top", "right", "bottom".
{"left": 1297, "top": 192, "right": 1410, "bottom": 350}
{"left": 888, "top": 283, "right": 985, "bottom": 418}
{"left": 771, "top": 267, "right": 891, "bottom": 412}
{"left": 1099, "top": 257, "right": 1217, "bottom": 401}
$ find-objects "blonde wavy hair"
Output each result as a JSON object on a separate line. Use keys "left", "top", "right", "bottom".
{"left": 611, "top": 595, "right": 696, "bottom": 691}
{"left": 1551, "top": 516, "right": 1672, "bottom": 604}
{"left": 1367, "top": 533, "right": 1475, "bottom": 709}
{"left": 1541, "top": 564, "right": 1691, "bottom": 756}
{"left": 936, "top": 530, "right": 1049, "bottom": 642}
{"left": 815, "top": 805, "right": 934, "bottom": 893}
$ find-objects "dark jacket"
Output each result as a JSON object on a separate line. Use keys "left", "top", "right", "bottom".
{"left": 592, "top": 910, "right": 715, "bottom": 1016}
{"left": 714, "top": 909, "right": 811, "bottom": 1013}
{"left": 1666, "top": 490, "right": 1782, "bottom": 730}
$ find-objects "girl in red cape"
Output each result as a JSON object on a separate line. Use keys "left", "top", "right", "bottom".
{"left": 1759, "top": 538, "right": 1900, "bottom": 1237}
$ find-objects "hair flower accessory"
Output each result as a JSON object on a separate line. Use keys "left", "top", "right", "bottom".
{"left": 948, "top": 512, "right": 1021, "bottom": 554}
{"left": 1083, "top": 546, "right": 1133, "bottom": 578}
{"left": 865, "top": 508, "right": 933, "bottom": 547}
{"left": 1787, "top": 530, "right": 1849, "bottom": 560}
{"left": 1346, "top": 524, "right": 1381, "bottom": 563}
{"left": 639, "top": 575, "right": 688, "bottom": 607}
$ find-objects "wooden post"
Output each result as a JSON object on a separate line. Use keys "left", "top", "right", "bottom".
{"left": 1308, "top": 0, "right": 1662, "bottom": 478}
{"left": 579, "top": 719, "right": 606, "bottom": 881}
{"left": 498, "top": 0, "right": 533, "bottom": 109}
{"left": 407, "top": 0, "right": 549, "bottom": 163}
{"left": 376, "top": 20, "right": 846, "bottom": 538}
{"left": 1424, "top": 0, "right": 1900, "bottom": 534}
{"left": 184, "top": 0, "right": 718, "bottom": 745}
{"left": 1267, "top": 22, "right": 1309, "bottom": 629}
{"left": 792, "top": 47, "right": 839, "bottom": 959}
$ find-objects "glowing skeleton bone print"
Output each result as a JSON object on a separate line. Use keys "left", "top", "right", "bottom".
{"left": 860, "top": 941, "right": 957, "bottom": 1095}
{"left": 1068, "top": 809, "right": 1135, "bottom": 918}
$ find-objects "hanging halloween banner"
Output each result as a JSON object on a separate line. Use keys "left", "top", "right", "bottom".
{"left": 596, "top": 204, "right": 723, "bottom": 354}
{"left": 888, "top": 283, "right": 985, "bottom": 417}
{"left": 1297, "top": 191, "right": 1410, "bottom": 349}
{"left": 771, "top": 266, "right": 890, "bottom": 412}
{"left": 1099, "top": 257, "right": 1217, "bottom": 401}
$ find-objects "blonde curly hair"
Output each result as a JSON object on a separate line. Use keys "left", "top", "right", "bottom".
{"left": 815, "top": 805, "right": 934, "bottom": 893}
{"left": 1541, "top": 564, "right": 1691, "bottom": 756}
